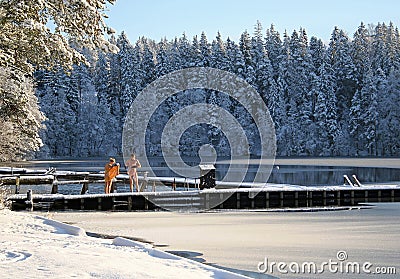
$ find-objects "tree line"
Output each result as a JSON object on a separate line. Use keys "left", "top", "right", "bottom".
{"left": 35, "top": 21, "right": 400, "bottom": 158}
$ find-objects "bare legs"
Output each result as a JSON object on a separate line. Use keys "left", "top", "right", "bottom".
{"left": 104, "top": 180, "right": 113, "bottom": 194}
{"left": 129, "top": 175, "right": 140, "bottom": 192}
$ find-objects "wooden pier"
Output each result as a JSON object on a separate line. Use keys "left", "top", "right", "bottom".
{"left": 8, "top": 185, "right": 400, "bottom": 211}
{"left": 2, "top": 167, "right": 400, "bottom": 211}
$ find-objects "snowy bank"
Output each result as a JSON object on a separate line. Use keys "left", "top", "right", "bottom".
{"left": 0, "top": 210, "right": 250, "bottom": 279}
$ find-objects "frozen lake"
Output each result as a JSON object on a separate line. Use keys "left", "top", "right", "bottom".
{"left": 40, "top": 202, "right": 400, "bottom": 279}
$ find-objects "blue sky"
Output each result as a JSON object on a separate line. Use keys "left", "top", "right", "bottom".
{"left": 105, "top": 0, "right": 400, "bottom": 43}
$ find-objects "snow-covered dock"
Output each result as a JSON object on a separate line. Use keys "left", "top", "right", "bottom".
{"left": 8, "top": 183, "right": 400, "bottom": 211}
{"left": 2, "top": 167, "right": 400, "bottom": 211}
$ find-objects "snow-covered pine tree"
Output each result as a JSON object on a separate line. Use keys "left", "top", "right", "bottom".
{"left": 373, "top": 68, "right": 388, "bottom": 155}
{"left": 94, "top": 52, "right": 111, "bottom": 109}
{"left": 352, "top": 22, "right": 371, "bottom": 86}
{"left": 210, "top": 32, "right": 229, "bottom": 71}
{"left": 349, "top": 87, "right": 362, "bottom": 155}
{"left": 225, "top": 38, "right": 245, "bottom": 76}
{"left": 168, "top": 38, "right": 183, "bottom": 71}
{"left": 36, "top": 69, "right": 77, "bottom": 157}
{"left": 251, "top": 21, "right": 273, "bottom": 104}
{"left": 190, "top": 35, "right": 203, "bottom": 67}
{"left": 0, "top": 0, "right": 116, "bottom": 160}
{"left": 378, "top": 68, "right": 400, "bottom": 155}
{"left": 362, "top": 69, "right": 379, "bottom": 155}
{"left": 264, "top": 25, "right": 282, "bottom": 78}
{"left": 275, "top": 31, "right": 291, "bottom": 156}
{"left": 155, "top": 38, "right": 172, "bottom": 78}
{"left": 118, "top": 32, "right": 139, "bottom": 115}
{"left": 178, "top": 33, "right": 192, "bottom": 69}
{"left": 371, "top": 23, "right": 389, "bottom": 74}
{"left": 199, "top": 32, "right": 211, "bottom": 67}
{"left": 284, "top": 29, "right": 314, "bottom": 155}
{"left": 313, "top": 58, "right": 339, "bottom": 156}
{"left": 0, "top": 67, "right": 44, "bottom": 161}
{"left": 0, "top": 0, "right": 117, "bottom": 73}
{"left": 140, "top": 38, "right": 157, "bottom": 88}
{"left": 327, "top": 27, "right": 357, "bottom": 125}
{"left": 239, "top": 30, "right": 255, "bottom": 84}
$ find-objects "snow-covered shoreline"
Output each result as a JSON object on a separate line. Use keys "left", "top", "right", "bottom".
{"left": 0, "top": 209, "right": 250, "bottom": 279}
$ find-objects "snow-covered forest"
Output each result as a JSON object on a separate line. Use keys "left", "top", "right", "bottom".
{"left": 34, "top": 21, "right": 400, "bottom": 158}
{"left": 0, "top": 0, "right": 118, "bottom": 161}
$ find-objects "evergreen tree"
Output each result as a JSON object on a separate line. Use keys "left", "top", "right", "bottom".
{"left": 0, "top": 0, "right": 116, "bottom": 73}
{"left": 239, "top": 30, "right": 255, "bottom": 83}
{"left": 178, "top": 33, "right": 192, "bottom": 69}
{"left": 36, "top": 69, "right": 76, "bottom": 157}
{"left": 352, "top": 22, "right": 371, "bottom": 85}
{"left": 190, "top": 35, "right": 204, "bottom": 67}
{"left": 265, "top": 24, "right": 282, "bottom": 79}
{"left": 378, "top": 68, "right": 400, "bottom": 155}
{"left": 0, "top": 67, "right": 44, "bottom": 160}
{"left": 199, "top": 32, "right": 211, "bottom": 67}
{"left": 251, "top": 21, "right": 273, "bottom": 103}
{"left": 327, "top": 27, "right": 357, "bottom": 123}
{"left": 314, "top": 60, "right": 339, "bottom": 155}
{"left": 118, "top": 32, "right": 137, "bottom": 115}
{"left": 225, "top": 38, "right": 245, "bottom": 75}
{"left": 210, "top": 32, "right": 229, "bottom": 70}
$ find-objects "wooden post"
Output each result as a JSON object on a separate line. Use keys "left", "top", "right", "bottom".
{"left": 140, "top": 171, "right": 148, "bottom": 192}
{"left": 83, "top": 174, "right": 89, "bottom": 194}
{"left": 15, "top": 176, "right": 20, "bottom": 194}
{"left": 81, "top": 181, "right": 89, "bottom": 195}
{"left": 128, "top": 196, "right": 132, "bottom": 211}
{"left": 205, "top": 193, "right": 210, "bottom": 209}
{"left": 51, "top": 176, "right": 58, "bottom": 194}
{"left": 219, "top": 193, "right": 224, "bottom": 209}
{"left": 112, "top": 197, "right": 116, "bottom": 210}
{"left": 26, "top": 189, "right": 33, "bottom": 211}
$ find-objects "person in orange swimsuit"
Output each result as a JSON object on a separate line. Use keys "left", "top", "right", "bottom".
{"left": 104, "top": 157, "right": 119, "bottom": 194}
{"left": 125, "top": 153, "right": 141, "bottom": 192}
